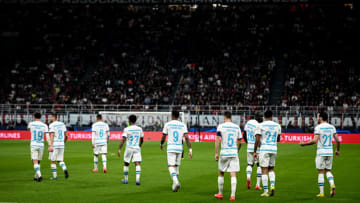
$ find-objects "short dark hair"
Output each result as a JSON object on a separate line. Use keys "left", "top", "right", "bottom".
{"left": 255, "top": 111, "right": 263, "bottom": 122}
{"left": 224, "top": 111, "right": 232, "bottom": 119}
{"left": 34, "top": 112, "right": 41, "bottom": 119}
{"left": 264, "top": 110, "right": 273, "bottom": 118}
{"left": 319, "top": 111, "right": 328, "bottom": 121}
{"left": 172, "top": 110, "right": 180, "bottom": 119}
{"left": 96, "top": 114, "right": 102, "bottom": 120}
{"left": 129, "top": 115, "right": 137, "bottom": 123}
{"left": 50, "top": 112, "right": 57, "bottom": 117}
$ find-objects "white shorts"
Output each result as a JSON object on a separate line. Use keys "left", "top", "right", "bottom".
{"left": 247, "top": 152, "right": 259, "bottom": 165}
{"left": 219, "top": 156, "right": 240, "bottom": 172}
{"left": 94, "top": 145, "right": 107, "bottom": 155}
{"left": 316, "top": 156, "right": 333, "bottom": 170}
{"left": 31, "top": 147, "right": 44, "bottom": 161}
{"left": 124, "top": 148, "right": 142, "bottom": 163}
{"left": 167, "top": 152, "right": 182, "bottom": 166}
{"left": 259, "top": 152, "right": 276, "bottom": 167}
{"left": 49, "top": 148, "right": 64, "bottom": 161}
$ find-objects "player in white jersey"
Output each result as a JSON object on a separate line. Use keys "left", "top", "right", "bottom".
{"left": 92, "top": 114, "right": 110, "bottom": 173}
{"left": 118, "top": 115, "right": 144, "bottom": 185}
{"left": 48, "top": 112, "right": 69, "bottom": 179}
{"left": 214, "top": 111, "right": 242, "bottom": 201}
{"left": 28, "top": 112, "right": 48, "bottom": 182}
{"left": 243, "top": 112, "right": 263, "bottom": 190}
{"left": 254, "top": 110, "right": 281, "bottom": 197}
{"left": 300, "top": 111, "right": 340, "bottom": 197}
{"left": 161, "top": 111, "right": 192, "bottom": 192}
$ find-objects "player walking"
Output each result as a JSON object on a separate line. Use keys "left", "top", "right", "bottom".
{"left": 300, "top": 111, "right": 340, "bottom": 197}
{"left": 254, "top": 110, "right": 281, "bottom": 197}
{"left": 48, "top": 112, "right": 69, "bottom": 179}
{"left": 214, "top": 111, "right": 242, "bottom": 201}
{"left": 92, "top": 114, "right": 110, "bottom": 173}
{"left": 118, "top": 115, "right": 144, "bottom": 185}
{"left": 28, "top": 112, "right": 48, "bottom": 182}
{"left": 243, "top": 112, "right": 263, "bottom": 190}
{"left": 161, "top": 111, "right": 192, "bottom": 192}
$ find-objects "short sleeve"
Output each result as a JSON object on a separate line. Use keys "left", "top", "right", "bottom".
{"left": 237, "top": 128, "right": 242, "bottom": 140}
{"left": 27, "top": 122, "right": 31, "bottom": 130}
{"left": 140, "top": 129, "right": 144, "bottom": 138}
{"left": 278, "top": 125, "right": 281, "bottom": 134}
{"left": 106, "top": 124, "right": 110, "bottom": 132}
{"left": 122, "top": 128, "right": 128, "bottom": 138}
{"left": 254, "top": 124, "right": 261, "bottom": 135}
{"left": 162, "top": 123, "right": 168, "bottom": 135}
{"left": 49, "top": 124, "right": 55, "bottom": 133}
{"left": 45, "top": 125, "right": 49, "bottom": 133}
{"left": 63, "top": 125, "right": 67, "bottom": 132}
{"left": 183, "top": 124, "right": 188, "bottom": 134}
{"left": 314, "top": 126, "right": 320, "bottom": 135}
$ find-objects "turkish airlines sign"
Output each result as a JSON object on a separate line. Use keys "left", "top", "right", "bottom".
{"left": 1, "top": 131, "right": 359, "bottom": 144}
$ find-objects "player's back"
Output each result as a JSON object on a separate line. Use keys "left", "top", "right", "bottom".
{"left": 257, "top": 120, "right": 281, "bottom": 154}
{"left": 123, "top": 125, "right": 143, "bottom": 149}
{"left": 92, "top": 121, "right": 110, "bottom": 145}
{"left": 28, "top": 121, "right": 48, "bottom": 148}
{"left": 217, "top": 122, "right": 241, "bottom": 157}
{"left": 49, "top": 121, "right": 67, "bottom": 148}
{"left": 244, "top": 119, "right": 259, "bottom": 152}
{"left": 163, "top": 120, "right": 188, "bottom": 153}
{"left": 315, "top": 123, "right": 336, "bottom": 156}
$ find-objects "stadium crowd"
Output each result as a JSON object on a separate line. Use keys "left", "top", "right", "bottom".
{"left": 0, "top": 4, "right": 358, "bottom": 107}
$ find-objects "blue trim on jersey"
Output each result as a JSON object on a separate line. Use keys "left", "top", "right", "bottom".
{"left": 31, "top": 145, "right": 44, "bottom": 148}
{"left": 246, "top": 123, "right": 257, "bottom": 128}
{"left": 30, "top": 124, "right": 46, "bottom": 127}
{"left": 328, "top": 177, "right": 334, "bottom": 180}
{"left": 259, "top": 149, "right": 277, "bottom": 152}
{"left": 263, "top": 125, "right": 279, "bottom": 127}
{"left": 263, "top": 186, "right": 268, "bottom": 189}
{"left": 320, "top": 128, "right": 334, "bottom": 130}
{"left": 261, "top": 143, "right": 277, "bottom": 146}
{"left": 220, "top": 154, "right": 238, "bottom": 157}
{"left": 167, "top": 149, "right": 183, "bottom": 152}
{"left": 317, "top": 153, "right": 333, "bottom": 156}
{"left": 318, "top": 183, "right": 324, "bottom": 186}
{"left": 136, "top": 171, "right": 141, "bottom": 174}
{"left": 168, "top": 143, "right": 183, "bottom": 146}
{"left": 222, "top": 126, "right": 240, "bottom": 130}
{"left": 317, "top": 147, "right": 332, "bottom": 149}
{"left": 247, "top": 148, "right": 254, "bottom": 150}
{"left": 222, "top": 147, "right": 238, "bottom": 150}
{"left": 95, "top": 142, "right": 107, "bottom": 145}
{"left": 53, "top": 145, "right": 64, "bottom": 148}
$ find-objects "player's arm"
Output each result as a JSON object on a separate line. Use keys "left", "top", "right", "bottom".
{"left": 243, "top": 131, "right": 248, "bottom": 144}
{"left": 48, "top": 132, "right": 55, "bottom": 152}
{"left": 215, "top": 132, "right": 221, "bottom": 161}
{"left": 184, "top": 133, "right": 192, "bottom": 159}
{"left": 333, "top": 133, "right": 340, "bottom": 157}
{"left": 118, "top": 137, "right": 126, "bottom": 157}
{"left": 254, "top": 134, "right": 261, "bottom": 154}
{"left": 300, "top": 134, "right": 319, "bottom": 146}
{"left": 91, "top": 130, "right": 96, "bottom": 148}
{"left": 160, "top": 134, "right": 167, "bottom": 151}
{"left": 237, "top": 138, "right": 242, "bottom": 153}
{"left": 64, "top": 131, "right": 68, "bottom": 143}
{"left": 277, "top": 133, "right": 281, "bottom": 142}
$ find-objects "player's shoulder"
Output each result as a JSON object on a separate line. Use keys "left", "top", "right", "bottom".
{"left": 246, "top": 119, "right": 258, "bottom": 127}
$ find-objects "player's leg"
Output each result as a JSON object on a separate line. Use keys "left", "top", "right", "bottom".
{"left": 101, "top": 145, "right": 108, "bottom": 173}
{"left": 268, "top": 153, "right": 277, "bottom": 196}
{"left": 135, "top": 162, "right": 141, "bottom": 185}
{"left": 173, "top": 153, "right": 182, "bottom": 190}
{"left": 31, "top": 147, "right": 42, "bottom": 181}
{"left": 167, "top": 152, "right": 180, "bottom": 191}
{"left": 57, "top": 148, "right": 69, "bottom": 178}
{"left": 122, "top": 149, "right": 132, "bottom": 184}
{"left": 214, "top": 157, "right": 226, "bottom": 199}
{"left": 93, "top": 146, "right": 99, "bottom": 172}
{"left": 259, "top": 153, "right": 270, "bottom": 196}
{"left": 316, "top": 156, "right": 325, "bottom": 197}
{"left": 229, "top": 157, "right": 240, "bottom": 201}
{"left": 325, "top": 156, "right": 335, "bottom": 197}
{"left": 255, "top": 162, "right": 262, "bottom": 190}
{"left": 51, "top": 160, "right": 57, "bottom": 180}
{"left": 246, "top": 152, "right": 253, "bottom": 189}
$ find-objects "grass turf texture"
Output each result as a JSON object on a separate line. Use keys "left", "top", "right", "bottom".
{"left": 0, "top": 140, "right": 359, "bottom": 203}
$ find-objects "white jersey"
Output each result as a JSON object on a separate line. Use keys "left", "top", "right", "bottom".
{"left": 217, "top": 122, "right": 242, "bottom": 157}
{"left": 244, "top": 119, "right": 259, "bottom": 152}
{"left": 28, "top": 121, "right": 48, "bottom": 148}
{"left": 92, "top": 121, "right": 110, "bottom": 146}
{"left": 49, "top": 121, "right": 67, "bottom": 148}
{"left": 255, "top": 120, "right": 281, "bottom": 154}
{"left": 162, "top": 120, "right": 188, "bottom": 153}
{"left": 122, "top": 125, "right": 144, "bottom": 150}
{"left": 314, "top": 123, "right": 336, "bottom": 157}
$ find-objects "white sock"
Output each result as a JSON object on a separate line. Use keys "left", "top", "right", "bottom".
{"left": 102, "top": 154, "right": 107, "bottom": 169}
{"left": 256, "top": 167, "right": 262, "bottom": 187}
{"left": 169, "top": 167, "right": 179, "bottom": 184}
{"left": 231, "top": 176, "right": 237, "bottom": 197}
{"left": 218, "top": 176, "right": 224, "bottom": 194}
{"left": 262, "top": 174, "right": 269, "bottom": 193}
{"left": 124, "top": 166, "right": 129, "bottom": 181}
{"left": 269, "top": 171, "right": 275, "bottom": 188}
{"left": 59, "top": 162, "right": 67, "bottom": 171}
{"left": 318, "top": 174, "right": 324, "bottom": 194}
{"left": 34, "top": 164, "right": 41, "bottom": 177}
{"left": 94, "top": 155, "right": 98, "bottom": 170}
{"left": 176, "top": 166, "right": 180, "bottom": 178}
{"left": 246, "top": 165, "right": 252, "bottom": 179}
{"left": 326, "top": 172, "right": 335, "bottom": 186}
{"left": 51, "top": 164, "right": 57, "bottom": 178}
{"left": 136, "top": 165, "right": 141, "bottom": 182}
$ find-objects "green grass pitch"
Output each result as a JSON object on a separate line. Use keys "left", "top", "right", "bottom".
{"left": 0, "top": 140, "right": 359, "bottom": 203}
